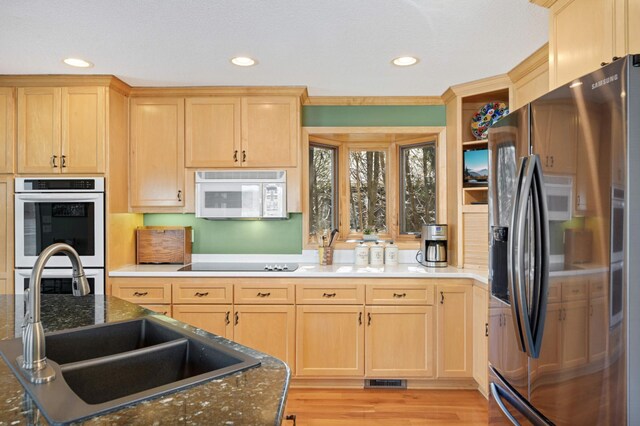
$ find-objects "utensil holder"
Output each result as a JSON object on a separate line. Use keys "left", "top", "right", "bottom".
{"left": 319, "top": 246, "right": 334, "bottom": 265}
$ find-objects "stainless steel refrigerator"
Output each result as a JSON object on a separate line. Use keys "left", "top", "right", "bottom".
{"left": 487, "top": 55, "right": 640, "bottom": 425}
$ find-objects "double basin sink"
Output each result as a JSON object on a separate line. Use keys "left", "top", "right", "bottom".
{"left": 0, "top": 317, "right": 260, "bottom": 424}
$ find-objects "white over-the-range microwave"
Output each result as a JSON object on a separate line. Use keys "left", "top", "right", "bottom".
{"left": 195, "top": 170, "right": 287, "bottom": 219}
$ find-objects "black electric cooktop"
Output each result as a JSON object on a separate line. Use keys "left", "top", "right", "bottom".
{"left": 178, "top": 262, "right": 299, "bottom": 272}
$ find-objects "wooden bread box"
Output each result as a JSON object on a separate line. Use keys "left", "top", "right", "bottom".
{"left": 136, "top": 226, "right": 192, "bottom": 264}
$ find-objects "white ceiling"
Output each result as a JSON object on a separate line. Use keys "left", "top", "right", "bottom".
{"left": 0, "top": 1, "right": 549, "bottom": 96}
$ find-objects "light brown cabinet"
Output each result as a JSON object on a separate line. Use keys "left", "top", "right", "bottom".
{"left": 233, "top": 305, "right": 296, "bottom": 371}
{"left": 17, "top": 87, "right": 105, "bottom": 174}
{"left": 472, "top": 285, "right": 488, "bottom": 395}
{"left": 549, "top": 0, "right": 640, "bottom": 89}
{"left": 436, "top": 284, "right": 473, "bottom": 378}
{"left": 0, "top": 88, "right": 15, "bottom": 174}
{"left": 295, "top": 305, "right": 365, "bottom": 377}
{"left": 531, "top": 102, "right": 578, "bottom": 175}
{"left": 130, "top": 97, "right": 185, "bottom": 209}
{"left": 173, "top": 304, "right": 233, "bottom": 339}
{"left": 185, "top": 96, "right": 299, "bottom": 168}
{"left": 365, "top": 306, "right": 434, "bottom": 378}
{"left": 0, "top": 177, "right": 13, "bottom": 294}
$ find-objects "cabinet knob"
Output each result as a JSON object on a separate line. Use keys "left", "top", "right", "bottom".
{"left": 393, "top": 292, "right": 407, "bottom": 298}
{"left": 322, "top": 292, "right": 337, "bottom": 298}
{"left": 440, "top": 291, "right": 444, "bottom": 304}
{"left": 256, "top": 292, "right": 271, "bottom": 297}
{"left": 234, "top": 312, "right": 239, "bottom": 325}
{"left": 51, "top": 155, "right": 58, "bottom": 168}
{"left": 367, "top": 312, "right": 372, "bottom": 326}
{"left": 233, "top": 150, "right": 238, "bottom": 162}
{"left": 359, "top": 312, "right": 363, "bottom": 325}
{"left": 133, "top": 291, "right": 148, "bottom": 297}
{"left": 225, "top": 311, "right": 230, "bottom": 325}
{"left": 194, "top": 292, "right": 209, "bottom": 297}
{"left": 61, "top": 155, "right": 67, "bottom": 168}
{"left": 242, "top": 150, "right": 246, "bottom": 162}
{"left": 177, "top": 190, "right": 182, "bottom": 202}
{"left": 485, "top": 323, "right": 489, "bottom": 337}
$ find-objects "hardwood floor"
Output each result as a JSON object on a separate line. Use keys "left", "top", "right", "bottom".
{"left": 283, "top": 389, "right": 488, "bottom": 425}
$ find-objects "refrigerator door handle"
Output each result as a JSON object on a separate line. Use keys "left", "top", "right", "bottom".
{"left": 508, "top": 156, "right": 529, "bottom": 353}
{"left": 491, "top": 367, "right": 550, "bottom": 426}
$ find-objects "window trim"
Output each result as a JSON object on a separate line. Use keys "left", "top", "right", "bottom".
{"left": 302, "top": 127, "right": 447, "bottom": 249}
{"left": 308, "top": 142, "right": 339, "bottom": 235}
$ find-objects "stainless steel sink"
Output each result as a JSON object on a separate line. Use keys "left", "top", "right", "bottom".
{"left": 0, "top": 317, "right": 260, "bottom": 424}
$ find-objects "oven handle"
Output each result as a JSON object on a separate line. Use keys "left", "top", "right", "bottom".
{"left": 16, "top": 193, "right": 103, "bottom": 201}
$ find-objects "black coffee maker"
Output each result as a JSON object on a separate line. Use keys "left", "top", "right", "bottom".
{"left": 421, "top": 224, "right": 448, "bottom": 267}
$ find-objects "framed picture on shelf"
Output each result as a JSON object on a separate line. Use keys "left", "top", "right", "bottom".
{"left": 463, "top": 148, "right": 488, "bottom": 187}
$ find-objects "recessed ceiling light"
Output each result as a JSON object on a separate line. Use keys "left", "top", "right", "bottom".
{"left": 63, "top": 57, "right": 94, "bottom": 68}
{"left": 231, "top": 56, "right": 256, "bottom": 67}
{"left": 392, "top": 56, "right": 419, "bottom": 67}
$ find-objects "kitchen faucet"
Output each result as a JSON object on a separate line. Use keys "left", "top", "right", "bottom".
{"left": 19, "top": 243, "right": 91, "bottom": 384}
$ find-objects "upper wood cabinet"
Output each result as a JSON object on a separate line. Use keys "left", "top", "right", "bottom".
{"left": 0, "top": 177, "right": 13, "bottom": 294}
{"left": 241, "top": 97, "right": 298, "bottom": 168}
{"left": 185, "top": 96, "right": 299, "bottom": 168}
{"left": 548, "top": 0, "right": 640, "bottom": 88}
{"left": 185, "top": 97, "right": 241, "bottom": 168}
{"left": 17, "top": 87, "right": 105, "bottom": 174}
{"left": 0, "top": 88, "right": 15, "bottom": 174}
{"left": 130, "top": 97, "right": 185, "bottom": 209}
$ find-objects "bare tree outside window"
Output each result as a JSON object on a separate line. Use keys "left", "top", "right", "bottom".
{"left": 309, "top": 144, "right": 337, "bottom": 235}
{"left": 400, "top": 142, "right": 436, "bottom": 233}
{"left": 349, "top": 150, "right": 386, "bottom": 233}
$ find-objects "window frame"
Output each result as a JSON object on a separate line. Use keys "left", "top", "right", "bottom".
{"left": 308, "top": 142, "right": 339, "bottom": 235}
{"left": 302, "top": 127, "right": 446, "bottom": 249}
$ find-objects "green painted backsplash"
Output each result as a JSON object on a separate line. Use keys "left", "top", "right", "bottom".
{"left": 302, "top": 105, "right": 446, "bottom": 127}
{"left": 144, "top": 213, "right": 303, "bottom": 254}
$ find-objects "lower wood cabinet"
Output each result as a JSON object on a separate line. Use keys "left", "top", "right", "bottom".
{"left": 140, "top": 304, "right": 172, "bottom": 317}
{"left": 472, "top": 285, "right": 488, "bottom": 395}
{"left": 233, "top": 305, "right": 295, "bottom": 371}
{"left": 172, "top": 304, "right": 233, "bottom": 339}
{"left": 295, "top": 305, "right": 365, "bottom": 377}
{"left": 436, "top": 284, "right": 473, "bottom": 378}
{"left": 365, "top": 306, "right": 434, "bottom": 378}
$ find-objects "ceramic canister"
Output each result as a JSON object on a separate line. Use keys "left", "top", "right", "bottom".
{"left": 354, "top": 242, "right": 369, "bottom": 266}
{"left": 384, "top": 241, "right": 399, "bottom": 265}
{"left": 369, "top": 242, "right": 384, "bottom": 266}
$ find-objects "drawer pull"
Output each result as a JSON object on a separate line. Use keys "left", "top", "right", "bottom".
{"left": 194, "top": 292, "right": 209, "bottom": 297}
{"left": 161, "top": 311, "right": 168, "bottom": 316}
{"left": 225, "top": 311, "right": 230, "bottom": 325}
{"left": 322, "top": 292, "right": 337, "bottom": 298}
{"left": 133, "top": 291, "right": 148, "bottom": 297}
{"left": 572, "top": 289, "right": 579, "bottom": 294}
{"left": 440, "top": 291, "right": 444, "bottom": 304}
{"left": 257, "top": 292, "right": 271, "bottom": 297}
{"left": 359, "top": 312, "right": 362, "bottom": 325}
{"left": 235, "top": 312, "right": 239, "bottom": 325}
{"left": 393, "top": 292, "right": 407, "bottom": 298}
{"left": 367, "top": 312, "right": 372, "bottom": 326}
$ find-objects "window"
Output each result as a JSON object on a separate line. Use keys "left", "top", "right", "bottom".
{"left": 306, "top": 132, "right": 440, "bottom": 245}
{"left": 309, "top": 143, "right": 338, "bottom": 235}
{"left": 349, "top": 150, "right": 386, "bottom": 233}
{"left": 400, "top": 142, "right": 436, "bottom": 233}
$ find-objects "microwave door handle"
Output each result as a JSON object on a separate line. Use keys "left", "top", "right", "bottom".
{"left": 16, "top": 194, "right": 102, "bottom": 202}
{"left": 508, "top": 156, "right": 528, "bottom": 353}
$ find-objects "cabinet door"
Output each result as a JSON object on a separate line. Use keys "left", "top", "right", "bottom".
{"left": 61, "top": 87, "right": 105, "bottom": 174}
{"left": 472, "top": 286, "right": 488, "bottom": 395}
{"left": 185, "top": 97, "right": 241, "bottom": 168}
{"left": 365, "top": 306, "right": 434, "bottom": 378}
{"left": 536, "top": 303, "right": 563, "bottom": 374}
{"left": 173, "top": 304, "right": 233, "bottom": 339}
{"left": 295, "top": 305, "right": 364, "bottom": 377}
{"left": 0, "top": 88, "right": 15, "bottom": 173}
{"left": 0, "top": 177, "right": 12, "bottom": 294}
{"left": 575, "top": 103, "right": 601, "bottom": 213}
{"left": 532, "top": 102, "right": 577, "bottom": 174}
{"left": 562, "top": 299, "right": 589, "bottom": 368}
{"left": 589, "top": 296, "right": 607, "bottom": 362}
{"left": 234, "top": 305, "right": 295, "bottom": 371}
{"left": 241, "top": 97, "right": 298, "bottom": 167}
{"left": 130, "top": 97, "right": 185, "bottom": 208}
{"left": 436, "top": 284, "right": 472, "bottom": 378}
{"left": 17, "top": 87, "right": 61, "bottom": 173}
{"left": 550, "top": 0, "right": 614, "bottom": 88}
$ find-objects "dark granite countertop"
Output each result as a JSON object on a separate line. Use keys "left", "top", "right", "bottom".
{"left": 0, "top": 295, "right": 290, "bottom": 425}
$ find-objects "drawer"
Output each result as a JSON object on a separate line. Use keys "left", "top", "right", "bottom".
{"left": 140, "top": 304, "right": 172, "bottom": 317}
{"left": 296, "top": 284, "right": 364, "bottom": 304}
{"left": 173, "top": 281, "right": 233, "bottom": 304}
{"left": 111, "top": 280, "right": 172, "bottom": 304}
{"left": 589, "top": 276, "right": 607, "bottom": 298}
{"left": 547, "top": 280, "right": 562, "bottom": 304}
{"left": 235, "top": 283, "right": 294, "bottom": 304}
{"left": 562, "top": 280, "right": 588, "bottom": 301}
{"left": 366, "top": 283, "right": 434, "bottom": 305}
